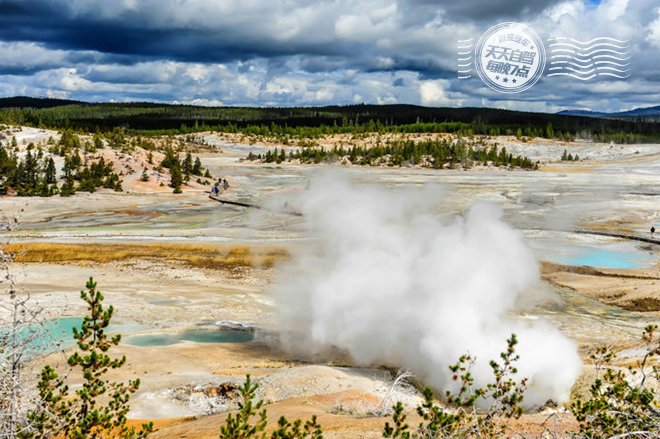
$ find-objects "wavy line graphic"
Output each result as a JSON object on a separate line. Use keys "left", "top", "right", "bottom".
{"left": 456, "top": 39, "right": 474, "bottom": 80}
{"left": 593, "top": 54, "right": 630, "bottom": 61}
{"left": 549, "top": 51, "right": 630, "bottom": 62}
{"left": 549, "top": 66, "right": 596, "bottom": 74}
{"left": 547, "top": 36, "right": 629, "bottom": 45}
{"left": 599, "top": 72, "right": 631, "bottom": 78}
{"left": 549, "top": 42, "right": 630, "bottom": 51}
{"left": 594, "top": 60, "right": 630, "bottom": 67}
{"left": 548, "top": 45, "right": 630, "bottom": 57}
{"left": 547, "top": 35, "right": 631, "bottom": 81}
{"left": 548, "top": 72, "right": 630, "bottom": 80}
{"left": 550, "top": 55, "right": 631, "bottom": 67}
{"left": 549, "top": 59, "right": 631, "bottom": 68}
{"left": 548, "top": 72, "right": 597, "bottom": 80}
{"left": 549, "top": 65, "right": 631, "bottom": 74}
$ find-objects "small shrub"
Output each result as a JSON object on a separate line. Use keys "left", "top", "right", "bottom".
{"left": 571, "top": 325, "right": 660, "bottom": 439}
{"left": 219, "top": 375, "right": 322, "bottom": 439}
{"left": 384, "top": 334, "right": 526, "bottom": 438}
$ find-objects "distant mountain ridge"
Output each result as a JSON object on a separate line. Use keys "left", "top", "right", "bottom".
{"left": 558, "top": 105, "right": 660, "bottom": 119}
{"left": 0, "top": 96, "right": 84, "bottom": 108}
{"left": 0, "top": 96, "right": 658, "bottom": 141}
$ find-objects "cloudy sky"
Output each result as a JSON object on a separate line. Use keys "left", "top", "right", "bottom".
{"left": 0, "top": 0, "right": 658, "bottom": 112}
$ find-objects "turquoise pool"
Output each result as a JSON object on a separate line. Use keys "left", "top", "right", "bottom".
{"left": 0, "top": 317, "right": 149, "bottom": 355}
{"left": 0, "top": 317, "right": 82, "bottom": 355}
{"left": 552, "top": 247, "right": 655, "bottom": 269}
{"left": 124, "top": 328, "right": 254, "bottom": 347}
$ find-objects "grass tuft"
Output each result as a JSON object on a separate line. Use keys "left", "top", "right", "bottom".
{"left": 4, "top": 242, "right": 289, "bottom": 270}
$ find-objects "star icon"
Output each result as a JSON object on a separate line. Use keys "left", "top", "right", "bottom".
{"left": 530, "top": 45, "right": 535, "bottom": 50}
{"left": 512, "top": 79, "right": 517, "bottom": 83}
{"left": 503, "top": 78, "right": 508, "bottom": 83}
{"left": 495, "top": 75, "right": 500, "bottom": 80}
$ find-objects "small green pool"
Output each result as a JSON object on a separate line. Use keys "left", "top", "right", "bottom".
{"left": 124, "top": 328, "right": 254, "bottom": 347}
{"left": 0, "top": 317, "right": 150, "bottom": 355}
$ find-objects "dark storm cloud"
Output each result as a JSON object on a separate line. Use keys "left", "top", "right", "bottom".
{"left": 0, "top": 0, "right": 657, "bottom": 111}
{"left": 0, "top": 0, "right": 554, "bottom": 69}
{"left": 0, "top": 0, "right": 348, "bottom": 63}
{"left": 409, "top": 0, "right": 560, "bottom": 21}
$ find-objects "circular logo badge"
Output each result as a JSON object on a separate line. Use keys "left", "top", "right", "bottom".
{"left": 474, "top": 22, "right": 546, "bottom": 93}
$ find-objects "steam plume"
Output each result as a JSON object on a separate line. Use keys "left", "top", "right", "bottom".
{"left": 273, "top": 171, "right": 581, "bottom": 406}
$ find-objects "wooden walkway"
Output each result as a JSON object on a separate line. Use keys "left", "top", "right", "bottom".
{"left": 209, "top": 195, "right": 302, "bottom": 216}
{"left": 573, "top": 229, "right": 660, "bottom": 246}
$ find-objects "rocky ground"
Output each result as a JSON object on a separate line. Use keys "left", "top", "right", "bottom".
{"left": 2, "top": 126, "right": 660, "bottom": 437}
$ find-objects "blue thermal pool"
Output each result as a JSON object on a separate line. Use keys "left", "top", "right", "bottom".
{"left": 0, "top": 317, "right": 150, "bottom": 355}
{"left": 123, "top": 328, "right": 254, "bottom": 347}
{"left": 551, "top": 246, "right": 655, "bottom": 269}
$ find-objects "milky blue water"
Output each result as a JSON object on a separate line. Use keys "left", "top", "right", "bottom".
{"left": 124, "top": 328, "right": 254, "bottom": 347}
{"left": 0, "top": 317, "right": 150, "bottom": 355}
{"left": 553, "top": 247, "right": 654, "bottom": 269}
{"left": 0, "top": 317, "right": 82, "bottom": 356}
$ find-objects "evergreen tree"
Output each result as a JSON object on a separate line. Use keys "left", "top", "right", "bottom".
{"left": 93, "top": 132, "right": 104, "bottom": 150}
{"left": 59, "top": 177, "right": 76, "bottom": 197}
{"left": 169, "top": 159, "right": 183, "bottom": 194}
{"left": 546, "top": 122, "right": 554, "bottom": 139}
{"left": 183, "top": 152, "right": 193, "bottom": 176}
{"left": 44, "top": 157, "right": 56, "bottom": 184}
{"left": 193, "top": 157, "right": 203, "bottom": 175}
{"left": 23, "top": 278, "right": 153, "bottom": 438}
{"left": 219, "top": 375, "right": 322, "bottom": 439}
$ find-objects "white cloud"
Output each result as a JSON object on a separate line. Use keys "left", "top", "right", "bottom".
{"left": 596, "top": 0, "right": 629, "bottom": 21}
{"left": 174, "top": 98, "right": 224, "bottom": 107}
{"left": 419, "top": 80, "right": 450, "bottom": 106}
{"left": 334, "top": 2, "right": 397, "bottom": 43}
{"left": 543, "top": 0, "right": 586, "bottom": 22}
{"left": 0, "top": 42, "right": 69, "bottom": 71}
{"left": 647, "top": 9, "right": 660, "bottom": 48}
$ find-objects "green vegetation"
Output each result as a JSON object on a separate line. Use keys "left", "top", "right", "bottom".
{"left": 570, "top": 324, "right": 660, "bottom": 438}
{"left": 159, "top": 144, "right": 206, "bottom": 193}
{"left": 61, "top": 153, "right": 122, "bottom": 196}
{"left": 383, "top": 334, "right": 526, "bottom": 438}
{"left": 250, "top": 140, "right": 538, "bottom": 170}
{"left": 0, "top": 126, "right": 210, "bottom": 196}
{"left": 21, "top": 278, "right": 153, "bottom": 438}
{"left": 2, "top": 280, "right": 659, "bottom": 438}
{"left": 219, "top": 375, "right": 323, "bottom": 439}
{"left": 0, "top": 143, "right": 59, "bottom": 196}
{"left": 1, "top": 99, "right": 658, "bottom": 143}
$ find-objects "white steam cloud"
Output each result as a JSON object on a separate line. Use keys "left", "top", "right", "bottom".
{"left": 273, "top": 171, "right": 582, "bottom": 407}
